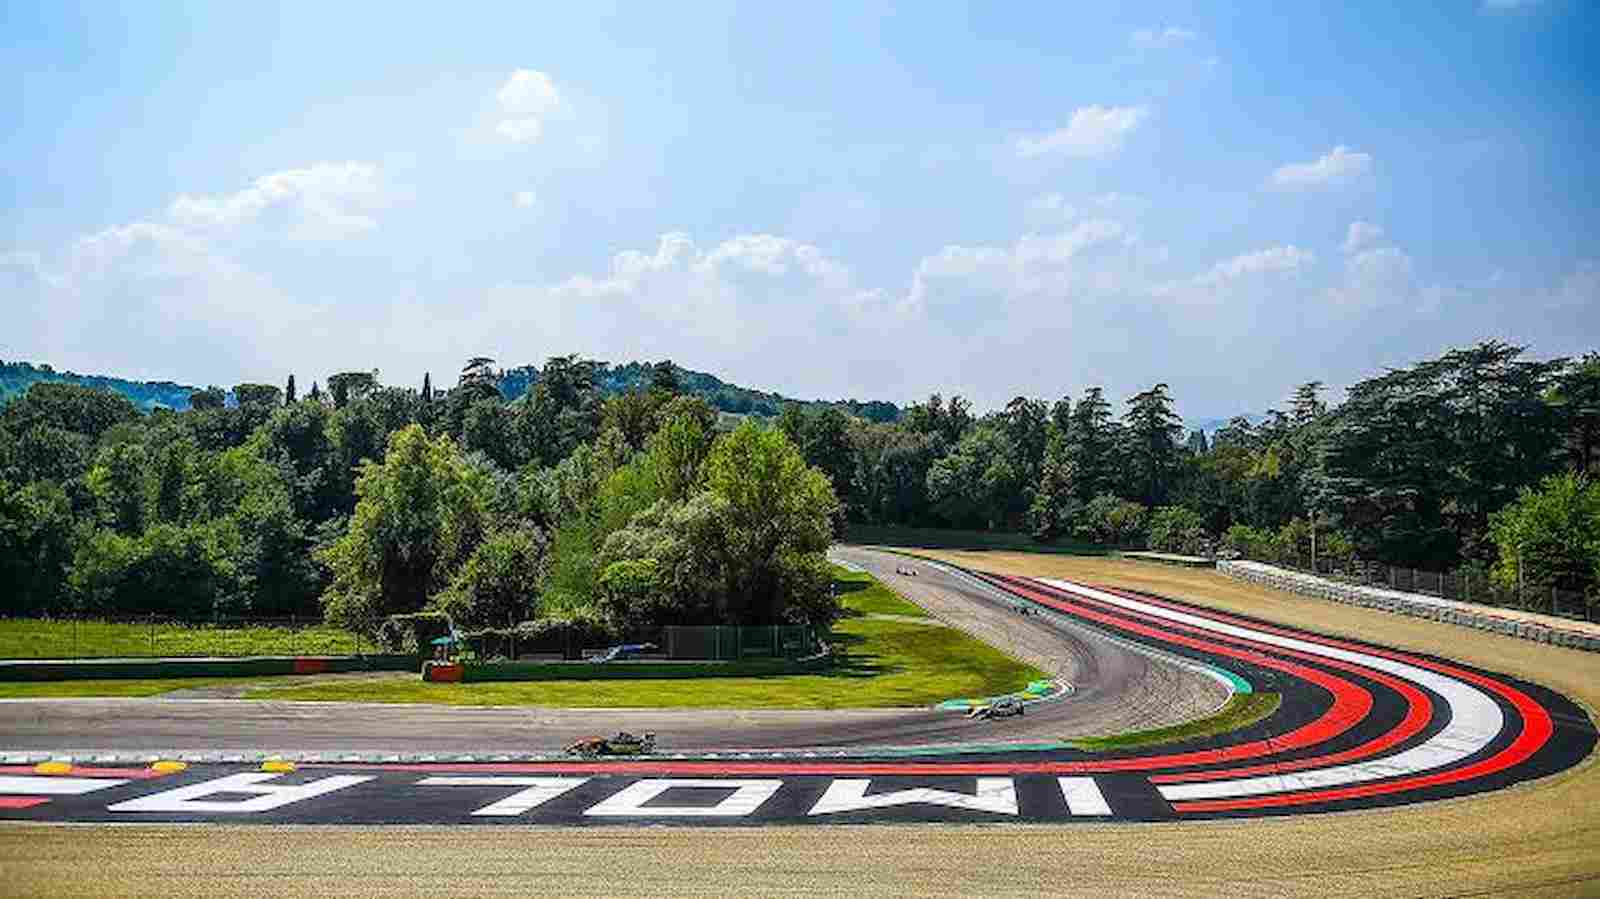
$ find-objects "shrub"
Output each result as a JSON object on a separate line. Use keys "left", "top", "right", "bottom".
{"left": 1147, "top": 506, "right": 1209, "bottom": 555}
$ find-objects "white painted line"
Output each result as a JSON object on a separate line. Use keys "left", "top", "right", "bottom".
{"left": 1039, "top": 578, "right": 1504, "bottom": 802}
{"left": 1057, "top": 777, "right": 1112, "bottom": 815}
{"left": 583, "top": 779, "right": 783, "bottom": 817}
{"left": 419, "top": 777, "right": 589, "bottom": 816}
{"left": 0, "top": 775, "right": 130, "bottom": 795}
{"left": 108, "top": 772, "right": 373, "bottom": 813}
{"left": 809, "top": 778, "right": 1018, "bottom": 816}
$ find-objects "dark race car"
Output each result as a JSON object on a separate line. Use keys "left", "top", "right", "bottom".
{"left": 566, "top": 731, "right": 658, "bottom": 757}
{"left": 966, "top": 696, "right": 1026, "bottom": 720}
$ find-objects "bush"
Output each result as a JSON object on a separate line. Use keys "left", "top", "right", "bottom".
{"left": 1147, "top": 506, "right": 1209, "bottom": 555}
{"left": 1074, "top": 495, "right": 1147, "bottom": 546}
{"left": 1222, "top": 524, "right": 1274, "bottom": 559}
{"left": 69, "top": 521, "right": 244, "bottom": 618}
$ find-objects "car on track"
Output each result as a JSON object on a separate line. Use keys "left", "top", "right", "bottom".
{"left": 566, "top": 731, "right": 658, "bottom": 757}
{"left": 966, "top": 696, "right": 1026, "bottom": 720}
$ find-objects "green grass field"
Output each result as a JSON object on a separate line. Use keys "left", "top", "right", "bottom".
{"left": 1068, "top": 692, "right": 1282, "bottom": 751}
{"left": 845, "top": 524, "right": 1109, "bottom": 556}
{"left": 0, "top": 618, "right": 371, "bottom": 660}
{"left": 833, "top": 565, "right": 928, "bottom": 617}
{"left": 0, "top": 677, "right": 282, "bottom": 699}
{"left": 246, "top": 570, "right": 1039, "bottom": 709}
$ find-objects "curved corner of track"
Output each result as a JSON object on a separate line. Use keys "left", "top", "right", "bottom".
{"left": 0, "top": 555, "right": 1592, "bottom": 826}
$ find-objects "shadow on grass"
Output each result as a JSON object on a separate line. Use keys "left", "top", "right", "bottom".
{"left": 843, "top": 525, "right": 1112, "bottom": 556}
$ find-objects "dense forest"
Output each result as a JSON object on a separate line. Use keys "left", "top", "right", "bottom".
{"left": 0, "top": 358, "right": 901, "bottom": 423}
{"left": 1, "top": 340, "right": 1597, "bottom": 635}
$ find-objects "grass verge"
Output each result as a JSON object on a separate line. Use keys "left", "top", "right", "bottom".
{"left": 833, "top": 564, "right": 928, "bottom": 617}
{"left": 0, "top": 618, "right": 369, "bottom": 660}
{"left": 0, "top": 677, "right": 279, "bottom": 699}
{"left": 1068, "top": 691, "right": 1282, "bottom": 751}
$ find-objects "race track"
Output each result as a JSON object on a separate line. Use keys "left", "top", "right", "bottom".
{"left": 0, "top": 548, "right": 1592, "bottom": 826}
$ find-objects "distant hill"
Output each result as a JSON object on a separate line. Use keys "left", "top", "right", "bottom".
{"left": 0, "top": 358, "right": 902, "bottom": 423}
{"left": 0, "top": 361, "right": 200, "bottom": 412}
{"left": 498, "top": 361, "right": 901, "bottom": 423}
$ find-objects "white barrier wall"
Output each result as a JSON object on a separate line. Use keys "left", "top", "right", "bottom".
{"left": 1216, "top": 560, "right": 1600, "bottom": 654}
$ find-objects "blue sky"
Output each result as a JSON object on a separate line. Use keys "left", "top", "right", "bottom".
{"left": 2, "top": 0, "right": 1596, "bottom": 420}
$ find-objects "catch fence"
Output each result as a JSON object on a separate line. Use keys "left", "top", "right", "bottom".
{"left": 462, "top": 624, "right": 823, "bottom": 662}
{"left": 1235, "top": 550, "right": 1596, "bottom": 623}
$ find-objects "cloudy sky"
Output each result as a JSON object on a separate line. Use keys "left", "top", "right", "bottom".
{"left": 2, "top": 1, "right": 1596, "bottom": 419}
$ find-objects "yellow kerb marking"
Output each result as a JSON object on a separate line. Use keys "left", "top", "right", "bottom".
{"left": 151, "top": 760, "right": 188, "bottom": 773}
{"left": 261, "top": 759, "right": 297, "bottom": 773}
{"left": 33, "top": 761, "right": 73, "bottom": 775}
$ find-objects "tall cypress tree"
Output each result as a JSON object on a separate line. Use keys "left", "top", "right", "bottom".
{"left": 284, "top": 374, "right": 297, "bottom": 405}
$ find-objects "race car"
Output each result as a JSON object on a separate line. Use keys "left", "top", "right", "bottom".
{"left": 566, "top": 731, "right": 658, "bottom": 757}
{"left": 966, "top": 696, "right": 1026, "bottom": 720}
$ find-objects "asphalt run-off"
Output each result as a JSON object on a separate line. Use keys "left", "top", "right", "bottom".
{"left": 2, "top": 567, "right": 1593, "bottom": 826}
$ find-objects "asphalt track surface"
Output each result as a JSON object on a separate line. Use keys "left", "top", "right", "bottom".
{"left": 0, "top": 548, "right": 1592, "bottom": 827}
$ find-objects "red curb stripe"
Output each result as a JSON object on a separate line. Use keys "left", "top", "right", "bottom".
{"left": 989, "top": 576, "right": 1436, "bottom": 784}
{"left": 0, "top": 797, "right": 50, "bottom": 809}
{"left": 974, "top": 574, "right": 1374, "bottom": 771}
{"left": 1002, "top": 575, "right": 1554, "bottom": 812}
{"left": 292, "top": 658, "right": 330, "bottom": 675}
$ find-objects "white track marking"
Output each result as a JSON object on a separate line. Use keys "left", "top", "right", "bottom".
{"left": 0, "top": 775, "right": 128, "bottom": 795}
{"left": 583, "top": 779, "right": 783, "bottom": 817}
{"left": 1038, "top": 578, "right": 1505, "bottom": 801}
{"left": 809, "top": 778, "right": 1018, "bottom": 816}
{"left": 1057, "top": 777, "right": 1112, "bottom": 815}
{"left": 418, "top": 776, "right": 588, "bottom": 816}
{"left": 108, "top": 772, "right": 372, "bottom": 813}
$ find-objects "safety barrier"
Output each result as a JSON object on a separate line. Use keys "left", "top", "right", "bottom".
{"left": 0, "top": 654, "right": 420, "bottom": 681}
{"left": 1218, "top": 560, "right": 1600, "bottom": 653}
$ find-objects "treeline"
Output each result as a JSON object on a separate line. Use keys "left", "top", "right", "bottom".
{"left": 0, "top": 361, "right": 197, "bottom": 412}
{"left": 790, "top": 341, "right": 1598, "bottom": 599}
{"left": 0, "top": 357, "right": 839, "bottom": 634}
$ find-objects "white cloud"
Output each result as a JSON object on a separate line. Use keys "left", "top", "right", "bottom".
{"left": 1153, "top": 245, "right": 1316, "bottom": 307}
{"left": 494, "top": 69, "right": 562, "bottom": 144}
{"left": 1269, "top": 146, "right": 1373, "bottom": 189}
{"left": 514, "top": 190, "right": 537, "bottom": 208}
{"left": 1326, "top": 246, "right": 1416, "bottom": 308}
{"left": 1343, "top": 221, "right": 1385, "bottom": 254}
{"left": 167, "top": 162, "right": 383, "bottom": 240}
{"left": 1131, "top": 27, "right": 1197, "bottom": 50}
{"left": 1014, "top": 105, "right": 1151, "bottom": 159}
{"left": 1197, "top": 246, "right": 1317, "bottom": 286}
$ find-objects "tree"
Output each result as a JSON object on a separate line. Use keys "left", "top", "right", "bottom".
{"left": 432, "top": 527, "right": 548, "bottom": 629}
{"left": 0, "top": 479, "right": 75, "bottom": 616}
{"left": 1123, "top": 383, "right": 1183, "bottom": 506}
{"left": 1550, "top": 353, "right": 1600, "bottom": 477}
{"left": 233, "top": 383, "right": 282, "bottom": 408}
{"left": 85, "top": 441, "right": 150, "bottom": 535}
{"left": 650, "top": 359, "right": 681, "bottom": 397}
{"left": 421, "top": 372, "right": 433, "bottom": 404}
{"left": 284, "top": 374, "right": 297, "bottom": 405}
{"left": 190, "top": 386, "right": 226, "bottom": 411}
{"left": 702, "top": 422, "right": 838, "bottom": 624}
{"left": 319, "top": 425, "right": 490, "bottom": 630}
{"left": 326, "top": 371, "right": 379, "bottom": 409}
{"left": 926, "top": 424, "right": 1023, "bottom": 529}
{"left": 3, "top": 381, "right": 138, "bottom": 439}
{"left": 1489, "top": 473, "right": 1600, "bottom": 598}
{"left": 1146, "top": 506, "right": 1208, "bottom": 554}
{"left": 308, "top": 381, "right": 323, "bottom": 404}
{"left": 1076, "top": 495, "right": 1147, "bottom": 546}
{"left": 1001, "top": 396, "right": 1050, "bottom": 490}
{"left": 1064, "top": 387, "right": 1118, "bottom": 502}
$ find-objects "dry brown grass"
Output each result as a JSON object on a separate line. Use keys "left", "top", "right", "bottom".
{"left": 3, "top": 550, "right": 1596, "bottom": 899}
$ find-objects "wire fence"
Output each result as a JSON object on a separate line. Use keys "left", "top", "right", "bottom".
{"left": 460, "top": 624, "right": 824, "bottom": 662}
{"left": 0, "top": 616, "right": 376, "bottom": 661}
{"left": 1234, "top": 550, "right": 1597, "bottom": 624}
